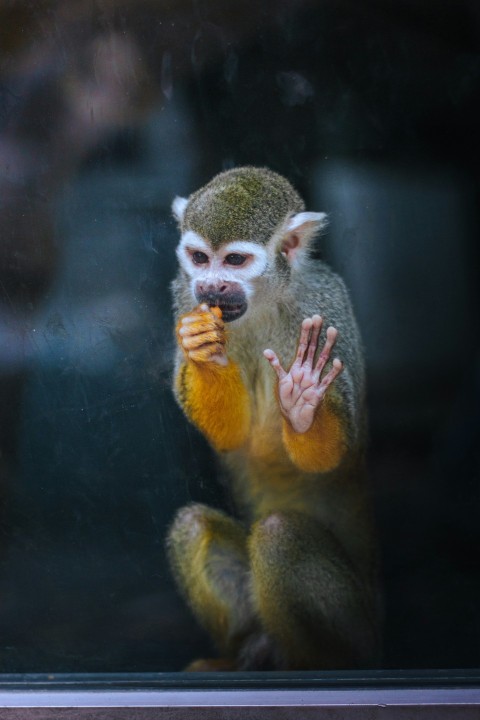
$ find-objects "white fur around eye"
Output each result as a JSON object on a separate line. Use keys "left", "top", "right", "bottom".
{"left": 175, "top": 235, "right": 268, "bottom": 301}
{"left": 176, "top": 231, "right": 210, "bottom": 273}
{"left": 221, "top": 241, "right": 268, "bottom": 280}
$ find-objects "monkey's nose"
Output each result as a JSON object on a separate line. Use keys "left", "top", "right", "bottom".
{"left": 198, "top": 282, "right": 228, "bottom": 298}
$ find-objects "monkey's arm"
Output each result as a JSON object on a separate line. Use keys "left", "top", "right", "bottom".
{"left": 175, "top": 305, "right": 251, "bottom": 452}
{"left": 265, "top": 315, "right": 347, "bottom": 473}
{"left": 281, "top": 393, "right": 347, "bottom": 473}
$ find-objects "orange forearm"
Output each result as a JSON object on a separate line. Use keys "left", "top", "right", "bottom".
{"left": 176, "top": 359, "right": 251, "bottom": 452}
{"left": 282, "top": 399, "right": 347, "bottom": 473}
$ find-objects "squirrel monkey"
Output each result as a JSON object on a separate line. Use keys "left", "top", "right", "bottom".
{"left": 167, "top": 167, "right": 379, "bottom": 670}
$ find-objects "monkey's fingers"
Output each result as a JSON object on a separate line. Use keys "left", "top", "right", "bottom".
{"left": 263, "top": 349, "right": 287, "bottom": 381}
{"left": 293, "top": 318, "right": 313, "bottom": 366}
{"left": 181, "top": 330, "right": 226, "bottom": 351}
{"left": 178, "top": 311, "right": 224, "bottom": 338}
{"left": 317, "top": 358, "right": 343, "bottom": 395}
{"left": 313, "top": 326, "right": 338, "bottom": 378}
{"left": 305, "top": 315, "right": 323, "bottom": 366}
{"left": 180, "top": 311, "right": 224, "bottom": 328}
{"left": 198, "top": 303, "right": 224, "bottom": 324}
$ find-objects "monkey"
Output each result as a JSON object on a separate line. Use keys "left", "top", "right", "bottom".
{"left": 166, "top": 166, "right": 380, "bottom": 671}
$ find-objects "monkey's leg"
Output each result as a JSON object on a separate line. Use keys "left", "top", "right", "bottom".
{"left": 167, "top": 503, "right": 255, "bottom": 663}
{"left": 248, "top": 511, "right": 379, "bottom": 670}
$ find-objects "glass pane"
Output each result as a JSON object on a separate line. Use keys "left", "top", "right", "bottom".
{"left": 0, "top": 0, "right": 478, "bottom": 677}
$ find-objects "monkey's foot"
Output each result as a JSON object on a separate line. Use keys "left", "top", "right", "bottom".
{"left": 184, "top": 657, "right": 237, "bottom": 672}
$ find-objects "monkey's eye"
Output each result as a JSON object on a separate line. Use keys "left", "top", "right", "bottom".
{"left": 225, "top": 253, "right": 247, "bottom": 266}
{"left": 192, "top": 251, "right": 209, "bottom": 264}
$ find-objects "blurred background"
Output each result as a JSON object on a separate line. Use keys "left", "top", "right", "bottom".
{"left": 0, "top": 0, "right": 478, "bottom": 672}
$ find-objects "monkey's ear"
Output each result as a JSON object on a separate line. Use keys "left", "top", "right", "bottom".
{"left": 280, "top": 212, "right": 328, "bottom": 262}
{"left": 172, "top": 196, "right": 188, "bottom": 223}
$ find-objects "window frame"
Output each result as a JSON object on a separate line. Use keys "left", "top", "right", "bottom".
{"left": 0, "top": 671, "right": 479, "bottom": 718}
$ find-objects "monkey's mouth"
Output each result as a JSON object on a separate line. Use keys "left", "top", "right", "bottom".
{"left": 216, "top": 302, "right": 247, "bottom": 322}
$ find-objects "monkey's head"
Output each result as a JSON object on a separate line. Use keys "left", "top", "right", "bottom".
{"left": 172, "top": 167, "right": 327, "bottom": 322}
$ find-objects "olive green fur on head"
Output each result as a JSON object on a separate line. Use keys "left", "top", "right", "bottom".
{"left": 182, "top": 167, "right": 305, "bottom": 248}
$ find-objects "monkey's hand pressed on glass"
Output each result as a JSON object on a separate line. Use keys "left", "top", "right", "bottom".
{"left": 264, "top": 315, "right": 343, "bottom": 435}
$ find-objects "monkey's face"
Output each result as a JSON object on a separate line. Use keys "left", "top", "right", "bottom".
{"left": 176, "top": 231, "right": 268, "bottom": 322}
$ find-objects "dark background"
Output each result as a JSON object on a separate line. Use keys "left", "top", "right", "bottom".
{"left": 0, "top": 0, "right": 478, "bottom": 671}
